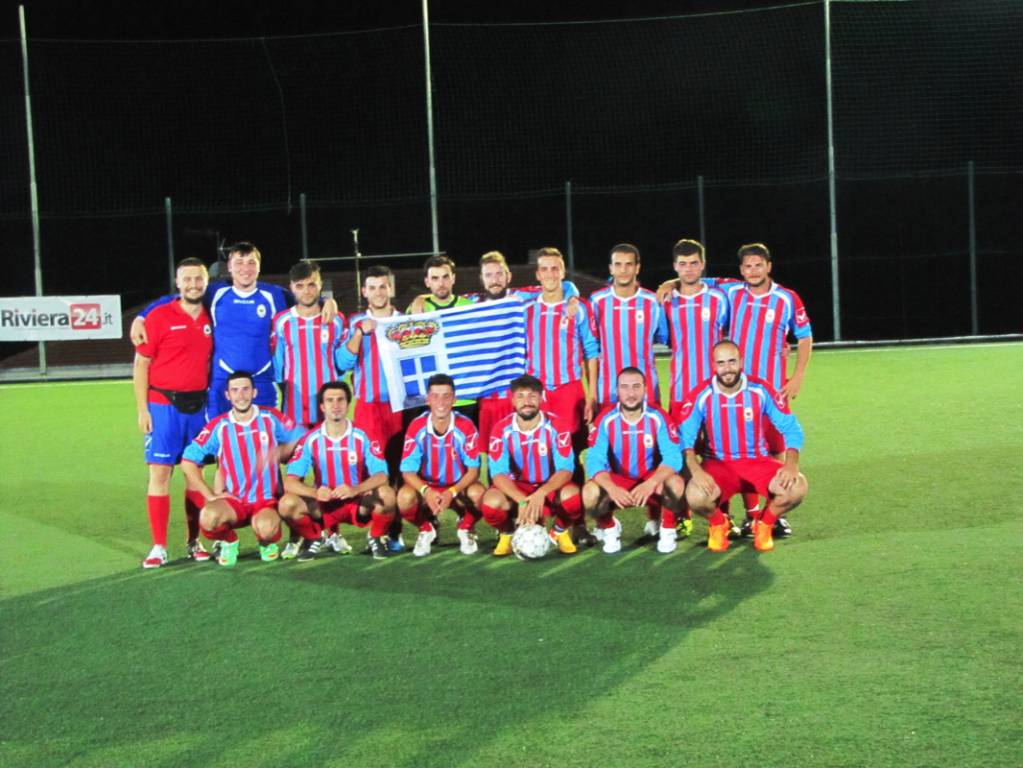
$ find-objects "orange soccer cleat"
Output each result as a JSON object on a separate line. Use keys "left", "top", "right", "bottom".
{"left": 707, "top": 522, "right": 731, "bottom": 553}
{"left": 753, "top": 518, "right": 775, "bottom": 552}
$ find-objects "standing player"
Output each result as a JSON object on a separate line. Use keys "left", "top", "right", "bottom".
{"left": 406, "top": 255, "right": 476, "bottom": 314}
{"left": 679, "top": 341, "right": 807, "bottom": 553}
{"left": 271, "top": 260, "right": 346, "bottom": 429}
{"left": 133, "top": 257, "right": 214, "bottom": 568}
{"left": 479, "top": 375, "right": 583, "bottom": 556}
{"left": 397, "top": 374, "right": 486, "bottom": 557}
{"left": 180, "top": 371, "right": 305, "bottom": 567}
{"left": 588, "top": 244, "right": 667, "bottom": 412}
{"left": 278, "top": 381, "right": 397, "bottom": 561}
{"left": 583, "top": 368, "right": 686, "bottom": 554}
{"left": 726, "top": 243, "right": 812, "bottom": 537}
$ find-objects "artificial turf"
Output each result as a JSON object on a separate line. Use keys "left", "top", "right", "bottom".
{"left": 1, "top": 343, "right": 1020, "bottom": 767}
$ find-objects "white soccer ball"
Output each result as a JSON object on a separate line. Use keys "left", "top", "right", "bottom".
{"left": 512, "top": 524, "right": 552, "bottom": 561}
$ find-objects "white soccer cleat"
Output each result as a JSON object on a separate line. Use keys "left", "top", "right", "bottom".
{"left": 601, "top": 518, "right": 623, "bottom": 555}
{"left": 457, "top": 529, "right": 478, "bottom": 555}
{"left": 324, "top": 532, "right": 353, "bottom": 555}
{"left": 643, "top": 519, "right": 659, "bottom": 538}
{"left": 186, "top": 539, "right": 211, "bottom": 562}
{"left": 657, "top": 526, "right": 678, "bottom": 554}
{"left": 142, "top": 545, "right": 168, "bottom": 569}
{"left": 280, "top": 541, "right": 301, "bottom": 561}
{"left": 413, "top": 525, "right": 437, "bottom": 557}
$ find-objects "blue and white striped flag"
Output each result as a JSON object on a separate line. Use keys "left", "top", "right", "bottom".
{"left": 375, "top": 297, "right": 526, "bottom": 411}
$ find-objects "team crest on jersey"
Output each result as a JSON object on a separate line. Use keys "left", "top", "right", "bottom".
{"left": 320, "top": 328, "right": 330, "bottom": 345}
{"left": 643, "top": 433, "right": 655, "bottom": 448}
{"left": 560, "top": 316, "right": 570, "bottom": 330}
{"left": 701, "top": 308, "right": 711, "bottom": 321}
{"left": 203, "top": 324, "right": 212, "bottom": 336}
{"left": 348, "top": 451, "right": 358, "bottom": 465}
{"left": 257, "top": 304, "right": 267, "bottom": 318}
{"left": 259, "top": 432, "right": 270, "bottom": 444}
{"left": 386, "top": 320, "right": 440, "bottom": 349}
{"left": 764, "top": 309, "right": 776, "bottom": 323}
{"left": 536, "top": 442, "right": 548, "bottom": 457}
{"left": 635, "top": 310, "right": 644, "bottom": 324}
{"left": 743, "top": 407, "right": 754, "bottom": 422}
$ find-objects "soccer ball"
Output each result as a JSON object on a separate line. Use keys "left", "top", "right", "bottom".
{"left": 512, "top": 524, "right": 552, "bottom": 561}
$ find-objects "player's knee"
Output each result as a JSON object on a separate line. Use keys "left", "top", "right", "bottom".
{"left": 481, "top": 488, "right": 507, "bottom": 511}
{"left": 199, "top": 505, "right": 223, "bottom": 530}
{"left": 252, "top": 514, "right": 280, "bottom": 541}
{"left": 396, "top": 484, "right": 418, "bottom": 511}
{"left": 663, "top": 475, "right": 686, "bottom": 505}
{"left": 465, "top": 483, "right": 485, "bottom": 506}
{"left": 685, "top": 483, "right": 717, "bottom": 513}
{"left": 376, "top": 485, "right": 397, "bottom": 510}
{"left": 277, "top": 493, "right": 302, "bottom": 519}
{"left": 581, "top": 480, "right": 602, "bottom": 509}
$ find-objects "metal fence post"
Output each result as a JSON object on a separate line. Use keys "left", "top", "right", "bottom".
{"left": 697, "top": 175, "right": 706, "bottom": 248}
{"left": 565, "top": 180, "right": 575, "bottom": 272}
{"left": 300, "top": 192, "right": 309, "bottom": 262}
{"left": 968, "top": 161, "right": 978, "bottom": 335}
{"left": 164, "top": 197, "right": 175, "bottom": 294}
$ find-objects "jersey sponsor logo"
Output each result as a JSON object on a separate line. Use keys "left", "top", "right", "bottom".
{"left": 556, "top": 431, "right": 572, "bottom": 456}
{"left": 488, "top": 436, "right": 504, "bottom": 458}
{"left": 386, "top": 320, "right": 440, "bottom": 350}
{"left": 257, "top": 304, "right": 267, "bottom": 318}
{"left": 680, "top": 401, "right": 694, "bottom": 417}
{"left": 370, "top": 440, "right": 383, "bottom": 458}
{"left": 796, "top": 308, "right": 808, "bottom": 325}
{"left": 743, "top": 407, "right": 754, "bottom": 422}
{"left": 667, "top": 422, "right": 680, "bottom": 441}
{"left": 775, "top": 392, "right": 788, "bottom": 411}
{"left": 465, "top": 431, "right": 478, "bottom": 453}
{"left": 765, "top": 308, "right": 776, "bottom": 323}
{"left": 169, "top": 324, "right": 187, "bottom": 331}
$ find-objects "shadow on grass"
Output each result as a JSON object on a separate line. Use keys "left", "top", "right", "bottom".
{"left": 1, "top": 523, "right": 771, "bottom": 768}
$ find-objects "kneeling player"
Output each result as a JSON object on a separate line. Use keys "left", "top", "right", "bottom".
{"left": 181, "top": 371, "right": 304, "bottom": 566}
{"left": 397, "top": 374, "right": 486, "bottom": 557}
{"left": 278, "top": 381, "right": 396, "bottom": 560}
{"left": 479, "top": 375, "right": 583, "bottom": 556}
{"left": 680, "top": 341, "right": 808, "bottom": 552}
{"left": 583, "top": 367, "right": 686, "bottom": 554}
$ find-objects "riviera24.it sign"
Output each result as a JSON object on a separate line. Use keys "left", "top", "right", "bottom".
{"left": 0, "top": 295, "right": 122, "bottom": 341}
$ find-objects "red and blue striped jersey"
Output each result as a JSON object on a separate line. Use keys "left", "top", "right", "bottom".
{"left": 399, "top": 412, "right": 481, "bottom": 486}
{"left": 183, "top": 406, "right": 304, "bottom": 502}
{"left": 488, "top": 411, "right": 575, "bottom": 484}
{"left": 726, "top": 282, "right": 812, "bottom": 393}
{"left": 524, "top": 298, "right": 599, "bottom": 389}
{"left": 589, "top": 286, "right": 667, "bottom": 404}
{"left": 659, "top": 283, "right": 730, "bottom": 403}
{"left": 334, "top": 309, "right": 401, "bottom": 404}
{"left": 678, "top": 375, "right": 804, "bottom": 460}
{"left": 271, "top": 309, "right": 346, "bottom": 427}
{"left": 586, "top": 403, "right": 683, "bottom": 480}
{"left": 286, "top": 422, "right": 387, "bottom": 488}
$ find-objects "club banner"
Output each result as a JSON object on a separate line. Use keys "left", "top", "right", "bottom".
{"left": 0, "top": 295, "right": 122, "bottom": 341}
{"left": 375, "top": 297, "right": 527, "bottom": 412}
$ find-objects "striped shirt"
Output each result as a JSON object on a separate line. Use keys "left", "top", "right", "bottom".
{"left": 488, "top": 411, "right": 575, "bottom": 484}
{"left": 660, "top": 283, "right": 730, "bottom": 403}
{"left": 183, "top": 406, "right": 304, "bottom": 502}
{"left": 334, "top": 309, "right": 402, "bottom": 404}
{"left": 678, "top": 375, "right": 804, "bottom": 461}
{"left": 726, "top": 281, "right": 812, "bottom": 393}
{"left": 271, "top": 309, "right": 346, "bottom": 426}
{"left": 589, "top": 285, "right": 667, "bottom": 404}
{"left": 286, "top": 422, "right": 387, "bottom": 488}
{"left": 525, "top": 297, "right": 600, "bottom": 389}
{"left": 586, "top": 403, "right": 682, "bottom": 480}
{"left": 399, "top": 412, "right": 481, "bottom": 486}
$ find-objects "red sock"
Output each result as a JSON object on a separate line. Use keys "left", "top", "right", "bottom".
{"left": 293, "top": 514, "right": 322, "bottom": 540}
{"left": 370, "top": 512, "right": 393, "bottom": 538}
{"left": 419, "top": 521, "right": 434, "bottom": 533}
{"left": 457, "top": 510, "right": 479, "bottom": 531}
{"left": 400, "top": 505, "right": 426, "bottom": 527}
{"left": 660, "top": 510, "right": 677, "bottom": 529}
{"left": 257, "top": 527, "right": 282, "bottom": 545}
{"left": 201, "top": 523, "right": 238, "bottom": 543}
{"left": 743, "top": 493, "right": 761, "bottom": 515}
{"left": 708, "top": 509, "right": 727, "bottom": 526}
{"left": 184, "top": 490, "right": 205, "bottom": 541}
{"left": 480, "top": 503, "right": 511, "bottom": 532}
{"left": 559, "top": 493, "right": 583, "bottom": 524}
{"left": 596, "top": 513, "right": 616, "bottom": 529}
{"left": 147, "top": 495, "right": 170, "bottom": 547}
{"left": 760, "top": 509, "right": 779, "bottom": 526}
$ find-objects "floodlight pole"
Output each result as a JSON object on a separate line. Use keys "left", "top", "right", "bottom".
{"left": 565, "top": 181, "right": 575, "bottom": 272}
{"left": 696, "top": 175, "right": 706, "bottom": 248}
{"left": 164, "top": 197, "right": 175, "bottom": 293}
{"left": 19, "top": 5, "right": 45, "bottom": 374}
{"left": 824, "top": 0, "right": 842, "bottom": 340}
{"left": 299, "top": 192, "right": 309, "bottom": 262}
{"left": 967, "top": 161, "right": 978, "bottom": 335}
{"left": 422, "top": 0, "right": 440, "bottom": 256}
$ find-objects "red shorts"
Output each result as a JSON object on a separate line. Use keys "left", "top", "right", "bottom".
{"left": 764, "top": 420, "right": 785, "bottom": 456}
{"left": 224, "top": 497, "right": 278, "bottom": 527}
{"left": 701, "top": 457, "right": 783, "bottom": 502}
{"left": 599, "top": 472, "right": 663, "bottom": 509}
{"left": 354, "top": 400, "right": 405, "bottom": 461}
{"left": 317, "top": 498, "right": 369, "bottom": 527}
{"left": 542, "top": 380, "right": 586, "bottom": 437}
{"left": 507, "top": 479, "right": 573, "bottom": 516}
{"left": 478, "top": 394, "right": 514, "bottom": 445}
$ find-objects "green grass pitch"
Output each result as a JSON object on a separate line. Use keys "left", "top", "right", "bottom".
{"left": 1, "top": 344, "right": 1020, "bottom": 768}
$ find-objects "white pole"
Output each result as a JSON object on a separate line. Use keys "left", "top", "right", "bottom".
{"left": 19, "top": 5, "right": 45, "bottom": 374}
{"left": 824, "top": 0, "right": 842, "bottom": 341}
{"left": 421, "top": 0, "right": 440, "bottom": 256}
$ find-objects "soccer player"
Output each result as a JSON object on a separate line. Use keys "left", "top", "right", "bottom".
{"left": 132, "top": 242, "right": 339, "bottom": 417}
{"left": 133, "top": 257, "right": 214, "bottom": 568}
{"left": 588, "top": 244, "right": 667, "bottom": 411}
{"left": 726, "top": 243, "right": 813, "bottom": 537}
{"left": 278, "top": 381, "right": 397, "bottom": 561}
{"left": 583, "top": 368, "right": 686, "bottom": 555}
{"left": 271, "top": 260, "right": 346, "bottom": 429}
{"left": 526, "top": 247, "right": 599, "bottom": 444}
{"left": 659, "top": 239, "right": 730, "bottom": 424}
{"left": 679, "top": 341, "right": 807, "bottom": 553}
{"left": 406, "top": 255, "right": 476, "bottom": 314}
{"left": 479, "top": 375, "right": 583, "bottom": 556}
{"left": 397, "top": 374, "right": 486, "bottom": 557}
{"left": 180, "top": 371, "right": 305, "bottom": 567}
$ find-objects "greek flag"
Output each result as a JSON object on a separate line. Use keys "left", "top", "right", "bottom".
{"left": 375, "top": 297, "right": 527, "bottom": 411}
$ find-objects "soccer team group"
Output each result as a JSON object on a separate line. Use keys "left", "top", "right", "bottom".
{"left": 133, "top": 238, "right": 811, "bottom": 568}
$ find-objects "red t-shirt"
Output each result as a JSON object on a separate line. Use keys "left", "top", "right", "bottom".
{"left": 137, "top": 300, "right": 213, "bottom": 405}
